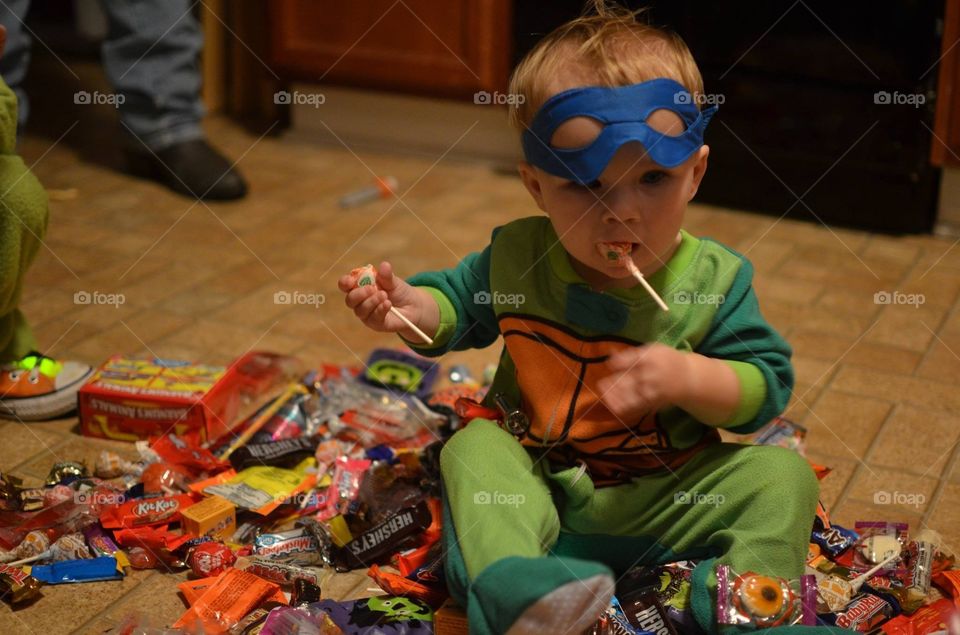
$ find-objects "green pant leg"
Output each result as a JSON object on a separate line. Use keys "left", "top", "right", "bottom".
{"left": 0, "top": 130, "right": 49, "bottom": 362}
{"left": 0, "top": 309, "right": 38, "bottom": 361}
{"left": 440, "top": 418, "right": 560, "bottom": 579}
{"left": 440, "top": 419, "right": 614, "bottom": 635}
{"left": 548, "top": 443, "right": 841, "bottom": 633}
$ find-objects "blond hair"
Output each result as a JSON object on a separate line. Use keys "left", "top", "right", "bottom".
{"left": 508, "top": 1, "right": 704, "bottom": 132}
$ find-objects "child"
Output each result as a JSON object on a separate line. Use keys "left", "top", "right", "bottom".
{"left": 339, "top": 5, "right": 838, "bottom": 634}
{"left": 0, "top": 25, "right": 93, "bottom": 421}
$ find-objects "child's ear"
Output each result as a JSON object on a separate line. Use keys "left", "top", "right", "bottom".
{"left": 687, "top": 145, "right": 709, "bottom": 202}
{"left": 518, "top": 161, "right": 547, "bottom": 212}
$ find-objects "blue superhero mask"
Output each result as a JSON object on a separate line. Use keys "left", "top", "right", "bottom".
{"left": 521, "top": 78, "right": 717, "bottom": 185}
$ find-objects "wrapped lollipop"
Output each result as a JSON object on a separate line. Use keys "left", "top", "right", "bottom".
{"left": 0, "top": 530, "right": 52, "bottom": 563}
{"left": 7, "top": 532, "right": 91, "bottom": 566}
{"left": 349, "top": 264, "right": 434, "bottom": 345}
{"left": 597, "top": 242, "right": 669, "bottom": 312}
{"left": 94, "top": 451, "right": 141, "bottom": 479}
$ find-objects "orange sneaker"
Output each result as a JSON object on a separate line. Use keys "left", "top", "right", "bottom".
{"left": 0, "top": 353, "right": 93, "bottom": 421}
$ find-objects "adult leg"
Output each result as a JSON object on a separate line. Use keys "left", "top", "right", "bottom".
{"left": 99, "top": 0, "right": 246, "bottom": 199}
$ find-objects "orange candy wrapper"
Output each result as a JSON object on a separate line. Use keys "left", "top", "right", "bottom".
{"left": 173, "top": 568, "right": 285, "bottom": 634}
{"left": 368, "top": 564, "right": 447, "bottom": 609}
{"left": 100, "top": 493, "right": 199, "bottom": 529}
{"left": 934, "top": 569, "right": 960, "bottom": 608}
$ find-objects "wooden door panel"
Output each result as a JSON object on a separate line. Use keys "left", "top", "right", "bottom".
{"left": 269, "top": 0, "right": 512, "bottom": 98}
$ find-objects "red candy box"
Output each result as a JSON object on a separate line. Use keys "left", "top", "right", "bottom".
{"left": 78, "top": 352, "right": 297, "bottom": 445}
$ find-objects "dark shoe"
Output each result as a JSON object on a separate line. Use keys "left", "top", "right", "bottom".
{"left": 125, "top": 138, "right": 248, "bottom": 200}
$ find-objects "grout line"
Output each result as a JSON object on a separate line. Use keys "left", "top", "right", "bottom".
{"left": 7, "top": 432, "right": 74, "bottom": 476}
{"left": 70, "top": 571, "right": 160, "bottom": 635}
{"left": 830, "top": 401, "right": 899, "bottom": 514}
{"left": 913, "top": 299, "right": 960, "bottom": 378}
{"left": 924, "top": 439, "right": 960, "bottom": 527}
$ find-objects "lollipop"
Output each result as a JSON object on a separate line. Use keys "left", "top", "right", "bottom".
{"left": 597, "top": 242, "right": 669, "bottom": 312}
{"left": 6, "top": 532, "right": 91, "bottom": 566}
{"left": 350, "top": 264, "right": 434, "bottom": 345}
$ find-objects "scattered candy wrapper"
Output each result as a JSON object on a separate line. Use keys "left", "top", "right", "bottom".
{"left": 173, "top": 568, "right": 285, "bottom": 635}
{"left": 0, "top": 563, "right": 42, "bottom": 604}
{"left": 717, "top": 564, "right": 814, "bottom": 628}
{"left": 199, "top": 457, "right": 317, "bottom": 516}
{"left": 305, "top": 596, "right": 434, "bottom": 635}
{"left": 28, "top": 555, "right": 122, "bottom": 584}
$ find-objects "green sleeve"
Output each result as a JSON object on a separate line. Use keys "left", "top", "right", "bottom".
{"left": 695, "top": 255, "right": 793, "bottom": 433}
{"left": 400, "top": 228, "right": 501, "bottom": 357}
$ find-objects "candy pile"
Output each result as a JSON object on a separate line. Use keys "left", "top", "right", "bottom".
{"left": 582, "top": 419, "right": 960, "bottom": 635}
{"left": 0, "top": 350, "right": 957, "bottom": 635}
{"left": 0, "top": 348, "right": 489, "bottom": 634}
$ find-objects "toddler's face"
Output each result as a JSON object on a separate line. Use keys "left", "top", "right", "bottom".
{"left": 519, "top": 103, "right": 709, "bottom": 290}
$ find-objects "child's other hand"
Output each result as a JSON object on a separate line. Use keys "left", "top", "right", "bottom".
{"left": 597, "top": 343, "right": 690, "bottom": 419}
{"left": 337, "top": 261, "right": 426, "bottom": 337}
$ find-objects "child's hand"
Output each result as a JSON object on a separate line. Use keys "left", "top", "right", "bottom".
{"left": 596, "top": 343, "right": 691, "bottom": 420}
{"left": 337, "top": 261, "right": 438, "bottom": 341}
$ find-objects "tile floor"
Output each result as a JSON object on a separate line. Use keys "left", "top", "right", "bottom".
{"left": 2, "top": 101, "right": 960, "bottom": 634}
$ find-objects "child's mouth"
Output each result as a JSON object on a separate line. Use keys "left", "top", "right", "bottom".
{"left": 597, "top": 241, "right": 638, "bottom": 267}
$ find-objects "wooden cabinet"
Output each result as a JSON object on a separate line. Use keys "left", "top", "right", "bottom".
{"left": 268, "top": 0, "right": 513, "bottom": 99}
{"left": 933, "top": 0, "right": 960, "bottom": 166}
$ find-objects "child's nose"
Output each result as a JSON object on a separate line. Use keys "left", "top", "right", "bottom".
{"left": 600, "top": 188, "right": 642, "bottom": 224}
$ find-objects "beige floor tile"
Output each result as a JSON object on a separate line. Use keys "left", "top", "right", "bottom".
{"left": 832, "top": 367, "right": 960, "bottom": 414}
{"left": 871, "top": 406, "right": 960, "bottom": 479}
{"left": 72, "top": 571, "right": 181, "bottom": 635}
{"left": 897, "top": 263, "right": 960, "bottom": 309}
{"left": 802, "top": 390, "right": 893, "bottom": 462}
{"left": 12, "top": 435, "right": 141, "bottom": 483}
{"left": 788, "top": 329, "right": 921, "bottom": 374}
{"left": 752, "top": 277, "right": 824, "bottom": 306}
{"left": 830, "top": 498, "right": 924, "bottom": 530}
{"left": 925, "top": 483, "right": 960, "bottom": 554}
{"left": 782, "top": 382, "right": 820, "bottom": 423}
{"left": 792, "top": 356, "right": 839, "bottom": 391}
{"left": 865, "top": 303, "right": 948, "bottom": 352}
{"left": 805, "top": 454, "right": 858, "bottom": 512}
{"left": 860, "top": 235, "right": 922, "bottom": 267}
{"left": 0, "top": 420, "right": 69, "bottom": 473}
{"left": 5, "top": 569, "right": 152, "bottom": 635}
{"left": 915, "top": 329, "right": 960, "bottom": 380}
{"left": 845, "top": 466, "right": 939, "bottom": 516}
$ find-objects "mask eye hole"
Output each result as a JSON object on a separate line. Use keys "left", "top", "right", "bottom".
{"left": 645, "top": 108, "right": 687, "bottom": 137}
{"left": 549, "top": 115, "right": 603, "bottom": 149}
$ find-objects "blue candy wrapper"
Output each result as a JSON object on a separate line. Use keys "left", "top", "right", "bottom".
{"left": 30, "top": 556, "right": 122, "bottom": 584}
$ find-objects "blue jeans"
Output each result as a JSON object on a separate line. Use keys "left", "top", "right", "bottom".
{"left": 0, "top": 0, "right": 205, "bottom": 151}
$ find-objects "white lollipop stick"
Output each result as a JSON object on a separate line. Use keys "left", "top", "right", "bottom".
{"left": 849, "top": 551, "right": 900, "bottom": 593}
{"left": 351, "top": 264, "right": 434, "bottom": 345}
{"left": 7, "top": 551, "right": 51, "bottom": 567}
{"left": 598, "top": 243, "right": 669, "bottom": 312}
{"left": 389, "top": 307, "right": 434, "bottom": 345}
{"left": 624, "top": 260, "right": 670, "bottom": 312}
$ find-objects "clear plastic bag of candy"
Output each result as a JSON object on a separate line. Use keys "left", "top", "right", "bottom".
{"left": 310, "top": 376, "right": 444, "bottom": 446}
{"left": 716, "top": 564, "right": 816, "bottom": 628}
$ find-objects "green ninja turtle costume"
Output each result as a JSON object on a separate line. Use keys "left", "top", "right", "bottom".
{"left": 404, "top": 216, "right": 844, "bottom": 634}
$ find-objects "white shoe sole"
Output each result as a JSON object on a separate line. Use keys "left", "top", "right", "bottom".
{"left": 507, "top": 573, "right": 615, "bottom": 635}
{"left": 0, "top": 367, "right": 94, "bottom": 421}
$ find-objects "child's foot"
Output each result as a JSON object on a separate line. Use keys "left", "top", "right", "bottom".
{"left": 507, "top": 572, "right": 614, "bottom": 635}
{"left": 0, "top": 352, "right": 93, "bottom": 420}
{"left": 469, "top": 555, "right": 615, "bottom": 635}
